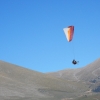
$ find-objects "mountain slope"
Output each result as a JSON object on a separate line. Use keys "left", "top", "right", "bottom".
{"left": 0, "top": 60, "right": 89, "bottom": 100}
{"left": 76, "top": 58, "right": 100, "bottom": 81}
{"left": 47, "top": 58, "right": 100, "bottom": 93}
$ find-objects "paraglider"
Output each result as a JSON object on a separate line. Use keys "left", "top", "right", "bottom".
{"left": 63, "top": 26, "right": 79, "bottom": 65}
{"left": 72, "top": 59, "right": 79, "bottom": 65}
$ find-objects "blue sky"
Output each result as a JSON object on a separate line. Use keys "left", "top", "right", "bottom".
{"left": 0, "top": 0, "right": 100, "bottom": 73}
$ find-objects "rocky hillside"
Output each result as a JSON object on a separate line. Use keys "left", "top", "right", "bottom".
{"left": 0, "top": 58, "right": 100, "bottom": 100}
{"left": 47, "top": 58, "right": 100, "bottom": 93}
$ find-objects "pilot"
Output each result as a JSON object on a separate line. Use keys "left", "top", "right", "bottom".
{"left": 72, "top": 59, "right": 78, "bottom": 65}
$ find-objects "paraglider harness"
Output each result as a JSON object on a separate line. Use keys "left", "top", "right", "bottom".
{"left": 72, "top": 59, "right": 79, "bottom": 65}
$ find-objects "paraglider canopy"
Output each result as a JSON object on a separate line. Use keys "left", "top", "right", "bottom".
{"left": 63, "top": 26, "right": 79, "bottom": 65}
{"left": 63, "top": 26, "right": 74, "bottom": 42}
